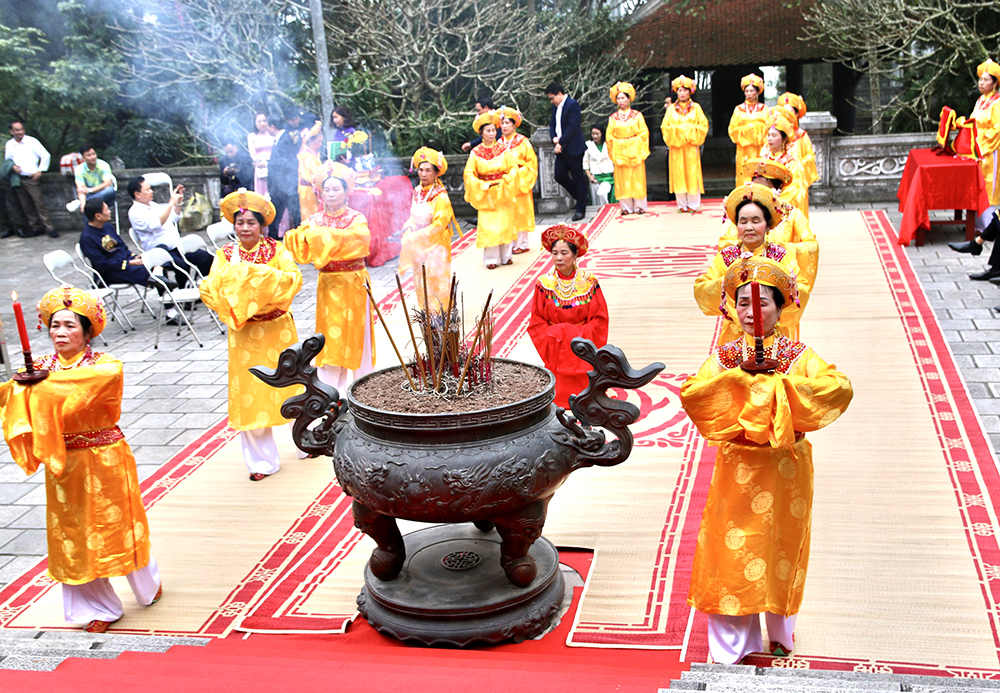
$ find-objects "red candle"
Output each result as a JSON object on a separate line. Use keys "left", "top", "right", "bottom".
{"left": 11, "top": 291, "right": 31, "bottom": 353}
{"left": 750, "top": 281, "right": 763, "bottom": 338}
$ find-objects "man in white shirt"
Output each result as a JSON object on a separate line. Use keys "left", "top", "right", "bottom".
{"left": 4, "top": 121, "right": 56, "bottom": 237}
{"left": 126, "top": 175, "right": 215, "bottom": 282}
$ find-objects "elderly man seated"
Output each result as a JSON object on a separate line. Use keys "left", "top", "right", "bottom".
{"left": 80, "top": 197, "right": 179, "bottom": 323}
{"left": 126, "top": 174, "right": 214, "bottom": 284}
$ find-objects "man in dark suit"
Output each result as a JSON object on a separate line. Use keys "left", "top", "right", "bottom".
{"left": 546, "top": 82, "right": 589, "bottom": 221}
{"left": 266, "top": 108, "right": 302, "bottom": 238}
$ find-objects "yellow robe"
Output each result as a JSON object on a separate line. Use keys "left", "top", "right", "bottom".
{"left": 693, "top": 241, "right": 809, "bottom": 345}
{"left": 790, "top": 129, "right": 819, "bottom": 187}
{"left": 681, "top": 333, "right": 853, "bottom": 616}
{"left": 970, "top": 90, "right": 1000, "bottom": 205}
{"left": 199, "top": 237, "right": 304, "bottom": 430}
{"left": 717, "top": 206, "right": 819, "bottom": 293}
{"left": 285, "top": 208, "right": 375, "bottom": 370}
{"left": 298, "top": 148, "right": 323, "bottom": 220}
{"left": 661, "top": 101, "right": 709, "bottom": 194}
{"left": 0, "top": 350, "right": 152, "bottom": 585}
{"left": 606, "top": 108, "right": 649, "bottom": 200}
{"left": 502, "top": 133, "right": 538, "bottom": 235}
{"left": 728, "top": 102, "right": 769, "bottom": 185}
{"left": 464, "top": 142, "right": 518, "bottom": 248}
{"left": 760, "top": 146, "right": 810, "bottom": 219}
{"left": 399, "top": 181, "right": 455, "bottom": 312}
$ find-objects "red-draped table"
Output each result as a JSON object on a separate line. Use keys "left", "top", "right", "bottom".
{"left": 348, "top": 175, "right": 413, "bottom": 267}
{"left": 896, "top": 148, "right": 989, "bottom": 246}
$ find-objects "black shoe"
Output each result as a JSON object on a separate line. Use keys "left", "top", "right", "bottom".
{"left": 571, "top": 211, "right": 585, "bottom": 222}
{"left": 46, "top": 229, "right": 59, "bottom": 238}
{"left": 989, "top": 275, "right": 1000, "bottom": 286}
{"left": 949, "top": 240, "right": 983, "bottom": 256}
{"left": 970, "top": 268, "right": 1000, "bottom": 280}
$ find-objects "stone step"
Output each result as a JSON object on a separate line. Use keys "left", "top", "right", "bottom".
{"left": 0, "top": 647, "right": 123, "bottom": 669}
{"left": 682, "top": 670, "right": 901, "bottom": 690}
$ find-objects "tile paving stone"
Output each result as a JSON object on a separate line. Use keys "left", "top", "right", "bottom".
{"left": 172, "top": 397, "right": 226, "bottom": 414}
{"left": 172, "top": 412, "right": 227, "bottom": 429}
{"left": 0, "top": 527, "right": 26, "bottom": 549}
{"left": 0, "top": 529, "right": 46, "bottom": 555}
{"left": 133, "top": 371, "right": 188, "bottom": 386}
{"left": 0, "top": 483, "right": 38, "bottom": 504}
{"left": 11, "top": 485, "right": 45, "bottom": 505}
{"left": 0, "top": 504, "right": 29, "bottom": 525}
{"left": 130, "top": 398, "right": 187, "bottom": 413}
{"left": 125, "top": 428, "right": 186, "bottom": 447}
{"left": 8, "top": 506, "right": 45, "bottom": 529}
{"left": 129, "top": 445, "right": 183, "bottom": 466}
{"left": 0, "top": 556, "right": 40, "bottom": 588}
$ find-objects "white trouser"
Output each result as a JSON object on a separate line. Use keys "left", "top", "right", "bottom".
{"left": 707, "top": 612, "right": 797, "bottom": 664}
{"left": 676, "top": 191, "right": 701, "bottom": 211}
{"left": 589, "top": 182, "right": 609, "bottom": 207}
{"left": 483, "top": 244, "right": 513, "bottom": 267}
{"left": 619, "top": 197, "right": 648, "bottom": 213}
{"left": 63, "top": 556, "right": 161, "bottom": 624}
{"left": 976, "top": 205, "right": 999, "bottom": 234}
{"left": 317, "top": 301, "right": 375, "bottom": 395}
{"left": 240, "top": 427, "right": 281, "bottom": 475}
{"left": 513, "top": 232, "right": 531, "bottom": 251}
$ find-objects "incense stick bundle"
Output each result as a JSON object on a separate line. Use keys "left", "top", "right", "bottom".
{"left": 395, "top": 274, "right": 426, "bottom": 389}
{"left": 456, "top": 290, "right": 493, "bottom": 395}
{"left": 365, "top": 281, "right": 418, "bottom": 391}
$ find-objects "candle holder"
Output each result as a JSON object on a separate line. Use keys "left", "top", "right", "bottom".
{"left": 13, "top": 350, "right": 48, "bottom": 384}
{"left": 740, "top": 335, "right": 778, "bottom": 374}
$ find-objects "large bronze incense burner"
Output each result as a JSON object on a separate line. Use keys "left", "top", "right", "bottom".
{"left": 253, "top": 334, "right": 663, "bottom": 645}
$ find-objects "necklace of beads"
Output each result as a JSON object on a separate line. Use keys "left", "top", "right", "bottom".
{"left": 415, "top": 182, "right": 441, "bottom": 205}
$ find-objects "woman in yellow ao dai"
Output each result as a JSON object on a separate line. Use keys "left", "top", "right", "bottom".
{"left": 0, "top": 287, "right": 161, "bottom": 632}
{"left": 285, "top": 162, "right": 376, "bottom": 394}
{"left": 661, "top": 75, "right": 709, "bottom": 213}
{"left": 464, "top": 110, "right": 518, "bottom": 268}
{"left": 694, "top": 183, "right": 809, "bottom": 345}
{"left": 759, "top": 111, "right": 810, "bottom": 219}
{"left": 497, "top": 106, "right": 538, "bottom": 254}
{"left": 718, "top": 158, "right": 819, "bottom": 294}
{"left": 200, "top": 189, "right": 303, "bottom": 481}
{"left": 776, "top": 93, "right": 818, "bottom": 190}
{"left": 970, "top": 59, "right": 1000, "bottom": 218}
{"left": 606, "top": 81, "right": 650, "bottom": 214}
{"left": 400, "top": 147, "right": 455, "bottom": 311}
{"left": 681, "top": 256, "right": 853, "bottom": 664}
{"left": 728, "top": 74, "right": 769, "bottom": 185}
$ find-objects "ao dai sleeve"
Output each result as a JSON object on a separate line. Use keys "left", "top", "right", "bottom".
{"left": 977, "top": 100, "right": 1000, "bottom": 156}
{"left": 513, "top": 141, "right": 539, "bottom": 195}
{"left": 284, "top": 215, "right": 371, "bottom": 268}
{"left": 527, "top": 283, "right": 609, "bottom": 375}
{"left": 200, "top": 244, "right": 304, "bottom": 331}
{"left": 680, "top": 347, "right": 853, "bottom": 447}
{"left": 692, "top": 253, "right": 729, "bottom": 317}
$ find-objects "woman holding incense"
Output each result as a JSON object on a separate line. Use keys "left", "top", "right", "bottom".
{"left": 681, "top": 255, "right": 853, "bottom": 664}
{"left": 464, "top": 109, "right": 518, "bottom": 269}
{"left": 0, "top": 287, "right": 162, "bottom": 633}
{"left": 199, "top": 189, "right": 303, "bottom": 481}
{"left": 400, "top": 146, "right": 455, "bottom": 312}
{"left": 527, "top": 224, "right": 609, "bottom": 408}
{"left": 285, "top": 161, "right": 376, "bottom": 394}
{"left": 693, "top": 183, "right": 808, "bottom": 345}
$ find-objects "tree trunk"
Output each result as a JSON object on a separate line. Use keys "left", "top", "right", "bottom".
{"left": 309, "top": 0, "right": 335, "bottom": 138}
{"left": 869, "top": 58, "right": 883, "bottom": 135}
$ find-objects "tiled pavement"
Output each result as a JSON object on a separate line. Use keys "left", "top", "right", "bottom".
{"left": 0, "top": 200, "right": 996, "bottom": 666}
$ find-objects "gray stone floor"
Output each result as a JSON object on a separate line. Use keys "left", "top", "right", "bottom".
{"left": 0, "top": 200, "right": 994, "bottom": 663}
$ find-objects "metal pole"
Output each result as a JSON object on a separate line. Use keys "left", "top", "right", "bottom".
{"left": 0, "top": 315, "right": 13, "bottom": 379}
{"left": 308, "top": 0, "right": 335, "bottom": 140}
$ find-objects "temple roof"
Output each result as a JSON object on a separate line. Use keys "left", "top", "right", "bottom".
{"left": 623, "top": 0, "right": 837, "bottom": 69}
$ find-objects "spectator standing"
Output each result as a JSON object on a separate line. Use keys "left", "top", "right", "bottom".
{"left": 546, "top": 82, "right": 589, "bottom": 221}
{"left": 0, "top": 157, "right": 27, "bottom": 238}
{"left": 460, "top": 97, "right": 495, "bottom": 153}
{"left": 267, "top": 110, "right": 302, "bottom": 238}
{"left": 583, "top": 124, "right": 616, "bottom": 206}
{"left": 126, "top": 175, "right": 215, "bottom": 286}
{"left": 4, "top": 121, "right": 56, "bottom": 237}
{"left": 74, "top": 145, "right": 118, "bottom": 213}
{"left": 247, "top": 112, "right": 273, "bottom": 196}
{"left": 328, "top": 106, "right": 357, "bottom": 164}
{"left": 219, "top": 139, "right": 255, "bottom": 197}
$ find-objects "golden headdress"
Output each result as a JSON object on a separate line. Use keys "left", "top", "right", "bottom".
{"left": 978, "top": 59, "right": 1000, "bottom": 84}
{"left": 610, "top": 81, "right": 636, "bottom": 104}
{"left": 740, "top": 74, "right": 765, "bottom": 92}
{"left": 220, "top": 188, "right": 276, "bottom": 226}
{"left": 37, "top": 285, "right": 107, "bottom": 338}
{"left": 411, "top": 147, "right": 447, "bottom": 176}
{"left": 496, "top": 106, "right": 522, "bottom": 128}
{"left": 777, "top": 104, "right": 800, "bottom": 129}
{"left": 312, "top": 160, "right": 355, "bottom": 193}
{"left": 741, "top": 157, "right": 793, "bottom": 188}
{"left": 777, "top": 92, "right": 807, "bottom": 119}
{"left": 473, "top": 110, "right": 501, "bottom": 134}
{"left": 723, "top": 256, "right": 799, "bottom": 308}
{"left": 767, "top": 110, "right": 796, "bottom": 140}
{"left": 540, "top": 224, "right": 589, "bottom": 257}
{"left": 724, "top": 182, "right": 785, "bottom": 229}
{"left": 303, "top": 119, "right": 322, "bottom": 140}
{"left": 671, "top": 75, "right": 696, "bottom": 93}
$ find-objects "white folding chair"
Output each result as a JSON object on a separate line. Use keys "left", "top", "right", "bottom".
{"left": 142, "top": 171, "right": 174, "bottom": 191}
{"left": 41, "top": 250, "right": 131, "bottom": 336}
{"left": 76, "top": 242, "right": 154, "bottom": 317}
{"left": 141, "top": 247, "right": 223, "bottom": 349}
{"left": 178, "top": 233, "right": 212, "bottom": 282}
{"left": 206, "top": 219, "right": 235, "bottom": 250}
